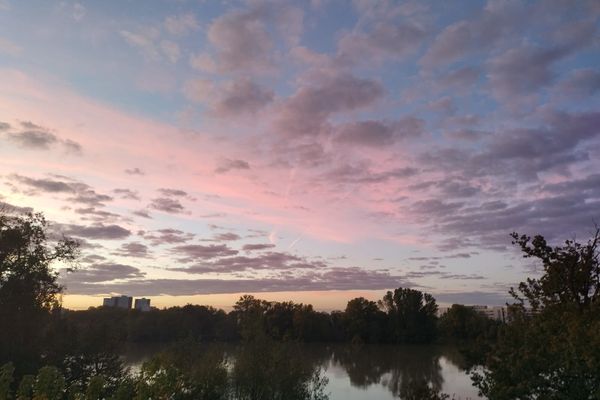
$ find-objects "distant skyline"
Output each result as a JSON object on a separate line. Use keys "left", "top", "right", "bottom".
{"left": 1, "top": 0, "right": 599, "bottom": 310}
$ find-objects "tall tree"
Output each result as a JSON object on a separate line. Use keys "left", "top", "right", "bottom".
{"left": 509, "top": 228, "right": 600, "bottom": 312}
{"left": 0, "top": 211, "right": 78, "bottom": 372}
{"left": 474, "top": 228, "right": 600, "bottom": 399}
{"left": 343, "top": 297, "right": 385, "bottom": 343}
{"left": 379, "top": 288, "right": 438, "bottom": 344}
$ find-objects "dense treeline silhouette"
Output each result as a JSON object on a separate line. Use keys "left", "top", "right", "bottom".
{"left": 48, "top": 286, "right": 461, "bottom": 351}
{"left": 59, "top": 286, "right": 460, "bottom": 347}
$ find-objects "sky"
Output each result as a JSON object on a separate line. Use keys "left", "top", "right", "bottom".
{"left": 1, "top": 0, "right": 599, "bottom": 310}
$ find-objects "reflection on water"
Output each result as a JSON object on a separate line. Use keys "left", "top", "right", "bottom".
{"left": 122, "top": 343, "right": 482, "bottom": 399}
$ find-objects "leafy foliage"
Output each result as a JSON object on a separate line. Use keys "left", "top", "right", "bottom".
{"left": 343, "top": 297, "right": 386, "bottom": 344}
{"left": 474, "top": 228, "right": 600, "bottom": 399}
{"left": 1, "top": 340, "right": 330, "bottom": 400}
{"left": 379, "top": 288, "right": 438, "bottom": 343}
{"left": 0, "top": 212, "right": 78, "bottom": 374}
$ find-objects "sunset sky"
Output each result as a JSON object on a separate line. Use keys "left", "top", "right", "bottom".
{"left": 1, "top": 0, "right": 599, "bottom": 310}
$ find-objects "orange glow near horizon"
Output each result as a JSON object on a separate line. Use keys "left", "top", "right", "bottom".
{"left": 63, "top": 290, "right": 398, "bottom": 312}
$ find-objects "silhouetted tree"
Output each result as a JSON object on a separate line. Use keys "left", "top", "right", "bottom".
{"left": 0, "top": 211, "right": 78, "bottom": 373}
{"left": 474, "top": 228, "right": 600, "bottom": 399}
{"left": 438, "top": 304, "right": 500, "bottom": 367}
{"left": 379, "top": 288, "right": 438, "bottom": 343}
{"left": 343, "top": 297, "right": 385, "bottom": 343}
{"left": 509, "top": 229, "right": 600, "bottom": 312}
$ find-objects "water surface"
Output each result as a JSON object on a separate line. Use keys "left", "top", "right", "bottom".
{"left": 123, "top": 343, "right": 482, "bottom": 399}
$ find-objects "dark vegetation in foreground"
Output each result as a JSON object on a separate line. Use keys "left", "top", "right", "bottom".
{"left": 1, "top": 211, "right": 599, "bottom": 399}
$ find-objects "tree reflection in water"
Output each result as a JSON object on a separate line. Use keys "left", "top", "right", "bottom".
{"left": 296, "top": 344, "right": 467, "bottom": 399}
{"left": 122, "top": 343, "right": 470, "bottom": 399}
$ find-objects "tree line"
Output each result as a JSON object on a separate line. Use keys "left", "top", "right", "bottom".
{"left": 61, "top": 286, "right": 487, "bottom": 346}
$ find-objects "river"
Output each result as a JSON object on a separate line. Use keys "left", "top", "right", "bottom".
{"left": 122, "top": 343, "right": 483, "bottom": 399}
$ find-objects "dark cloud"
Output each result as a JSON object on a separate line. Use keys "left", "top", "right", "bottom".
{"left": 275, "top": 73, "right": 384, "bottom": 137}
{"left": 11, "top": 174, "right": 74, "bottom": 193}
{"left": 60, "top": 223, "right": 131, "bottom": 240}
{"left": 420, "top": 192, "right": 600, "bottom": 252}
{"left": 70, "top": 190, "right": 113, "bottom": 207}
{"left": 7, "top": 130, "right": 58, "bottom": 149}
{"left": 214, "top": 158, "right": 251, "bottom": 174}
{"left": 444, "top": 273, "right": 485, "bottom": 280}
{"left": 242, "top": 243, "right": 276, "bottom": 251}
{"left": 213, "top": 78, "right": 274, "bottom": 116}
{"left": 213, "top": 232, "right": 241, "bottom": 241}
{"left": 405, "top": 270, "right": 484, "bottom": 280}
{"left": 480, "top": 110, "right": 600, "bottom": 175}
{"left": 336, "top": 21, "right": 426, "bottom": 66}
{"left": 422, "top": 110, "right": 600, "bottom": 182}
{"left": 171, "top": 244, "right": 239, "bottom": 262}
{"left": 158, "top": 188, "right": 188, "bottom": 197}
{"left": 9, "top": 174, "right": 112, "bottom": 207}
{"left": 487, "top": 45, "right": 568, "bottom": 99}
{"left": 447, "top": 253, "right": 471, "bottom": 259}
{"left": 246, "top": 229, "right": 269, "bottom": 238}
{"left": 197, "top": 2, "right": 302, "bottom": 74}
{"left": 444, "top": 129, "right": 487, "bottom": 141}
{"left": 149, "top": 197, "right": 186, "bottom": 214}
{"left": 174, "top": 251, "right": 326, "bottom": 273}
{"left": 61, "top": 263, "right": 145, "bottom": 284}
{"left": 113, "top": 188, "right": 140, "bottom": 200}
{"left": 141, "top": 229, "right": 195, "bottom": 245}
{"left": 324, "top": 163, "right": 418, "bottom": 185}
{"left": 205, "top": 6, "right": 273, "bottom": 74}
{"left": 132, "top": 209, "right": 152, "bottom": 219}
{"left": 2, "top": 122, "right": 82, "bottom": 152}
{"left": 437, "top": 180, "right": 480, "bottom": 198}
{"left": 61, "top": 267, "right": 415, "bottom": 296}
{"left": 20, "top": 121, "right": 44, "bottom": 129}
{"left": 334, "top": 117, "right": 424, "bottom": 147}
{"left": 112, "top": 242, "right": 151, "bottom": 258}
{"left": 124, "top": 168, "right": 145, "bottom": 175}
{"left": 63, "top": 139, "right": 82, "bottom": 154}
{"left": 541, "top": 173, "right": 600, "bottom": 198}
{"left": 555, "top": 68, "right": 600, "bottom": 98}
{"left": 409, "top": 199, "right": 465, "bottom": 219}
{"left": 80, "top": 254, "right": 107, "bottom": 264}
{"left": 74, "top": 207, "right": 120, "bottom": 222}
{"left": 421, "top": 1, "right": 526, "bottom": 68}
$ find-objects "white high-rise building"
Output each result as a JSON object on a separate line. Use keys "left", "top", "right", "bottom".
{"left": 102, "top": 295, "right": 132, "bottom": 309}
{"left": 134, "top": 298, "right": 151, "bottom": 312}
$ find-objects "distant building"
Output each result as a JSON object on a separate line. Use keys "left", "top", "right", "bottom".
{"left": 102, "top": 297, "right": 115, "bottom": 307}
{"left": 134, "top": 298, "right": 151, "bottom": 312}
{"left": 437, "top": 304, "right": 508, "bottom": 322}
{"left": 470, "top": 305, "right": 506, "bottom": 322}
{"left": 438, "top": 304, "right": 540, "bottom": 323}
{"left": 102, "top": 295, "right": 132, "bottom": 309}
